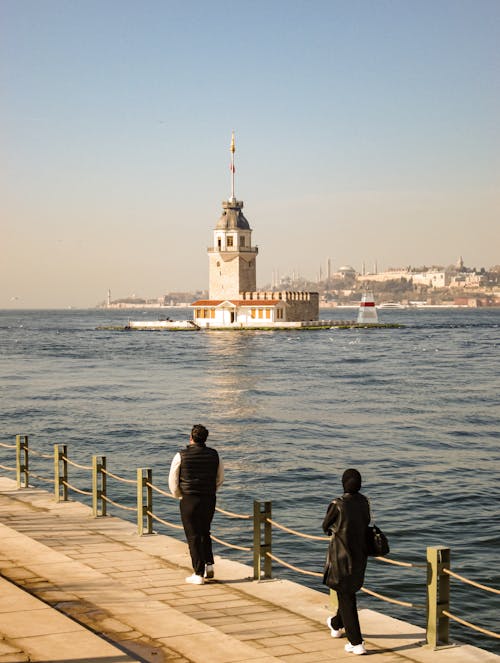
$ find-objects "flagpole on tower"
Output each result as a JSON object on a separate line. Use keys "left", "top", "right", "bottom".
{"left": 230, "top": 131, "right": 236, "bottom": 202}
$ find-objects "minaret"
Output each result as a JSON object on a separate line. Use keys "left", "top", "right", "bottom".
{"left": 208, "top": 133, "right": 258, "bottom": 299}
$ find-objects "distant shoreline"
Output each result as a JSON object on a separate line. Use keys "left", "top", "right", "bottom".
{"left": 2, "top": 304, "right": 500, "bottom": 312}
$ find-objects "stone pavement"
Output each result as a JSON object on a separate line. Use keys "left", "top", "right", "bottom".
{"left": 0, "top": 478, "right": 497, "bottom": 663}
{"left": 0, "top": 575, "right": 136, "bottom": 662}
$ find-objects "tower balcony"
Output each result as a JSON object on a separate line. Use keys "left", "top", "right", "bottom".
{"left": 207, "top": 246, "right": 258, "bottom": 254}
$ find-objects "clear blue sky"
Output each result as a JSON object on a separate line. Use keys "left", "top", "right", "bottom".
{"left": 2, "top": 0, "right": 499, "bottom": 307}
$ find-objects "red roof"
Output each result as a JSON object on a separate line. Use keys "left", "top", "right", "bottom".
{"left": 191, "top": 299, "right": 281, "bottom": 307}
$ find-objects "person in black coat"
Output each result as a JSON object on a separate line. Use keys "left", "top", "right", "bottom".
{"left": 322, "top": 469, "right": 370, "bottom": 656}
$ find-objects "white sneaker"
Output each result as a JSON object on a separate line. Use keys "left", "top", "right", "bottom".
{"left": 204, "top": 564, "right": 214, "bottom": 579}
{"left": 185, "top": 574, "right": 204, "bottom": 585}
{"left": 326, "top": 616, "right": 344, "bottom": 638}
{"left": 345, "top": 642, "right": 367, "bottom": 655}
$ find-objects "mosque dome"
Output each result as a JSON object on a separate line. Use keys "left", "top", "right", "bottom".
{"left": 216, "top": 200, "right": 251, "bottom": 230}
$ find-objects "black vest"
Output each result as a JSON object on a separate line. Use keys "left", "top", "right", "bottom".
{"left": 179, "top": 444, "right": 219, "bottom": 495}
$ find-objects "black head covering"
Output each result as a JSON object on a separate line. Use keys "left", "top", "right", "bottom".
{"left": 342, "top": 468, "right": 362, "bottom": 494}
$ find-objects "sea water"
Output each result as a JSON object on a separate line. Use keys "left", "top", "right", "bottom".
{"left": 0, "top": 307, "right": 499, "bottom": 653}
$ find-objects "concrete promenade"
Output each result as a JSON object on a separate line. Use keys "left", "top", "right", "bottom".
{"left": 0, "top": 478, "right": 497, "bottom": 663}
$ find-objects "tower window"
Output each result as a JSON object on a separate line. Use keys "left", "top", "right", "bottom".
{"left": 218, "top": 238, "right": 221, "bottom": 249}
{"left": 227, "top": 236, "right": 233, "bottom": 247}
{"left": 240, "top": 236, "right": 245, "bottom": 247}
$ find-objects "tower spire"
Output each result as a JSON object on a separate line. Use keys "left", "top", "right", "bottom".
{"left": 230, "top": 131, "right": 236, "bottom": 202}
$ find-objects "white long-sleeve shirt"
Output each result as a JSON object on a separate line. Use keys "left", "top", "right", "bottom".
{"left": 168, "top": 451, "right": 224, "bottom": 499}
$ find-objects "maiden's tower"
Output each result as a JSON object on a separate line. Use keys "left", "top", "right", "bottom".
{"left": 192, "top": 134, "right": 319, "bottom": 328}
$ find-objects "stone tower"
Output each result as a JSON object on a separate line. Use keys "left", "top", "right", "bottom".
{"left": 208, "top": 133, "right": 258, "bottom": 299}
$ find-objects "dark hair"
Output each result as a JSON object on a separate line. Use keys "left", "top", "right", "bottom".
{"left": 191, "top": 424, "right": 209, "bottom": 445}
{"left": 342, "top": 468, "right": 362, "bottom": 494}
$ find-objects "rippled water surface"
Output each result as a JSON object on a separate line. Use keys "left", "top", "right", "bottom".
{"left": 1, "top": 308, "right": 499, "bottom": 652}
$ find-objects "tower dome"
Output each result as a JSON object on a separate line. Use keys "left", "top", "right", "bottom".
{"left": 216, "top": 200, "right": 250, "bottom": 230}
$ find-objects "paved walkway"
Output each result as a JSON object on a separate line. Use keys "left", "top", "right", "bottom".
{"left": 0, "top": 478, "right": 497, "bottom": 663}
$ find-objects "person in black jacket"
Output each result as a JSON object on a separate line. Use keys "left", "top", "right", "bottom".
{"left": 322, "top": 469, "right": 370, "bottom": 656}
{"left": 169, "top": 425, "right": 224, "bottom": 584}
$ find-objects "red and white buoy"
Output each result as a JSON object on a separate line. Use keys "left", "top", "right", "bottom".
{"left": 357, "top": 291, "right": 378, "bottom": 323}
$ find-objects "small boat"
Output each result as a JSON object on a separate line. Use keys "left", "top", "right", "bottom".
{"left": 377, "top": 302, "right": 406, "bottom": 309}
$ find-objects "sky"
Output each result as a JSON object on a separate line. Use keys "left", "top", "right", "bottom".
{"left": 2, "top": 0, "right": 499, "bottom": 308}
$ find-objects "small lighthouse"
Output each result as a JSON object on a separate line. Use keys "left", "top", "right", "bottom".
{"left": 357, "top": 291, "right": 378, "bottom": 324}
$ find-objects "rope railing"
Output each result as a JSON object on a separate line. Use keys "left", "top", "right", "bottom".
{"left": 266, "top": 551, "right": 323, "bottom": 577}
{"left": 265, "top": 545, "right": 423, "bottom": 610}
{"left": 141, "top": 479, "right": 252, "bottom": 550}
{"left": 145, "top": 480, "right": 252, "bottom": 522}
{"left": 434, "top": 567, "right": 500, "bottom": 643}
{"left": 28, "top": 449, "right": 52, "bottom": 460}
{"left": 215, "top": 505, "right": 252, "bottom": 520}
{"left": 443, "top": 568, "right": 500, "bottom": 595}
{"left": 62, "top": 480, "right": 92, "bottom": 496}
{"left": 102, "top": 494, "right": 137, "bottom": 512}
{"left": 29, "top": 472, "right": 54, "bottom": 484}
{"left": 442, "top": 611, "right": 500, "bottom": 640}
{"left": 264, "top": 514, "right": 420, "bottom": 609}
{"left": 374, "top": 556, "right": 425, "bottom": 568}
{"left": 146, "top": 481, "right": 174, "bottom": 498}
{"left": 360, "top": 586, "right": 423, "bottom": 609}
{"left": 210, "top": 533, "right": 251, "bottom": 552}
{"left": 266, "top": 517, "right": 329, "bottom": 541}
{"left": 146, "top": 510, "right": 184, "bottom": 530}
{"left": 101, "top": 467, "right": 137, "bottom": 485}
{"left": 61, "top": 456, "right": 92, "bottom": 471}
{"left": 1, "top": 435, "right": 499, "bottom": 651}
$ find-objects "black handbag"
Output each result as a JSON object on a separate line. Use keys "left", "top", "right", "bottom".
{"left": 366, "top": 524, "right": 390, "bottom": 557}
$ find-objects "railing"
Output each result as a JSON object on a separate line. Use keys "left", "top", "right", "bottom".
{"left": 0, "top": 435, "right": 498, "bottom": 649}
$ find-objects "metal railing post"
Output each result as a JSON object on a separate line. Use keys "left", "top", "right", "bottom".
{"left": 101, "top": 456, "right": 107, "bottom": 516}
{"left": 54, "top": 444, "right": 68, "bottom": 502}
{"left": 426, "top": 546, "right": 450, "bottom": 648}
{"left": 146, "top": 469, "right": 153, "bottom": 534}
{"left": 137, "top": 468, "right": 143, "bottom": 535}
{"left": 263, "top": 501, "right": 272, "bottom": 578}
{"left": 253, "top": 500, "right": 272, "bottom": 580}
{"left": 137, "top": 468, "right": 153, "bottom": 536}
{"left": 253, "top": 500, "right": 261, "bottom": 579}
{"left": 16, "top": 435, "right": 29, "bottom": 488}
{"left": 92, "top": 455, "right": 106, "bottom": 517}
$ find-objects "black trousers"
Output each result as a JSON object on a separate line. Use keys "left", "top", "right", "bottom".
{"left": 330, "top": 590, "right": 363, "bottom": 645}
{"left": 180, "top": 493, "right": 216, "bottom": 576}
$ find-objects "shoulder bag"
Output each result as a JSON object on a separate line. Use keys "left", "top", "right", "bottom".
{"left": 366, "top": 523, "right": 390, "bottom": 557}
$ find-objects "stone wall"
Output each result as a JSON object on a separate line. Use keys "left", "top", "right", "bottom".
{"left": 208, "top": 252, "right": 237, "bottom": 299}
{"left": 209, "top": 254, "right": 256, "bottom": 299}
{"left": 240, "top": 291, "right": 319, "bottom": 321}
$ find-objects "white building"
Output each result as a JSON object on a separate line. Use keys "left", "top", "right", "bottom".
{"left": 358, "top": 269, "right": 448, "bottom": 288}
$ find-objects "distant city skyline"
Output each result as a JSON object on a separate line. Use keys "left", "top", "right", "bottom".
{"left": 2, "top": 1, "right": 499, "bottom": 309}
